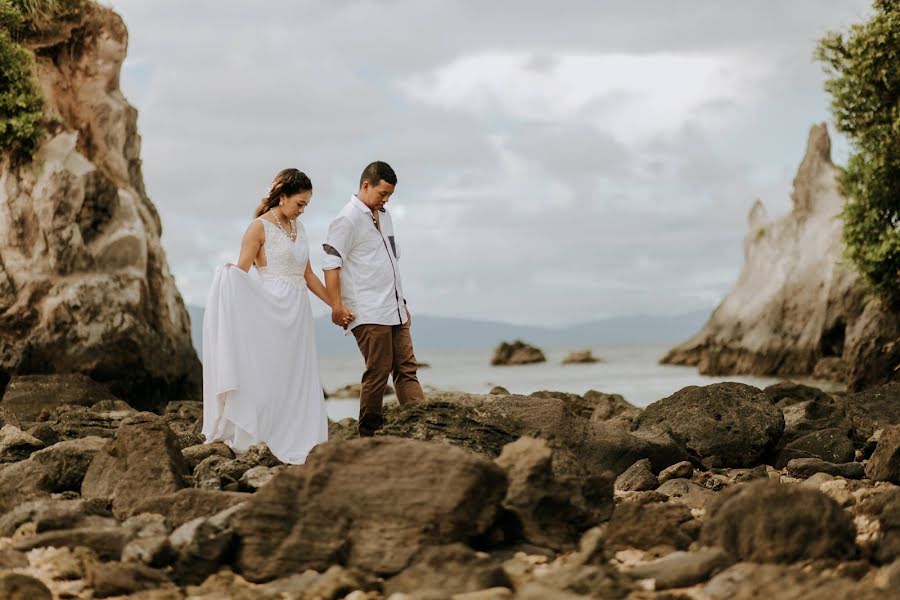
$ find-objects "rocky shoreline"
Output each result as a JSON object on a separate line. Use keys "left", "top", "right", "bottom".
{"left": 0, "top": 375, "right": 897, "bottom": 599}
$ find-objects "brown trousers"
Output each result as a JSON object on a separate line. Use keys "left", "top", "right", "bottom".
{"left": 352, "top": 320, "right": 425, "bottom": 436}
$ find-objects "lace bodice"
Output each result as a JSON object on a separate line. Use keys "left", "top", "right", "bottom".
{"left": 257, "top": 218, "right": 309, "bottom": 288}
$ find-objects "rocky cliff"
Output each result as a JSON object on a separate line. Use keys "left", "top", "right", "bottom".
{"left": 0, "top": 2, "right": 200, "bottom": 407}
{"left": 662, "top": 124, "right": 899, "bottom": 391}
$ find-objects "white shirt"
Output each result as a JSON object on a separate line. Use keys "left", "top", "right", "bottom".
{"left": 322, "top": 195, "right": 408, "bottom": 330}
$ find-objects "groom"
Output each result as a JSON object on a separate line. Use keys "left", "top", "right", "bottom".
{"left": 322, "top": 161, "right": 426, "bottom": 436}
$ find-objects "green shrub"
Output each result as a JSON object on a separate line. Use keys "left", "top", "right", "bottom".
{"left": 0, "top": 25, "right": 44, "bottom": 159}
{"left": 0, "top": 0, "right": 87, "bottom": 160}
{"left": 817, "top": 0, "right": 900, "bottom": 305}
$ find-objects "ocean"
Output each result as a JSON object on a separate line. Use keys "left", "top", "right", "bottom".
{"left": 320, "top": 342, "right": 842, "bottom": 421}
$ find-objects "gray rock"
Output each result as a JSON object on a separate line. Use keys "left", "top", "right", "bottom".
{"left": 0, "top": 547, "right": 28, "bottom": 569}
{"left": 0, "top": 497, "right": 113, "bottom": 536}
{"left": 586, "top": 390, "right": 642, "bottom": 426}
{"left": 658, "top": 461, "right": 694, "bottom": 483}
{"left": 656, "top": 478, "right": 717, "bottom": 510}
{"left": 0, "top": 572, "right": 52, "bottom": 600}
{"left": 385, "top": 544, "right": 510, "bottom": 597}
{"left": 0, "top": 424, "right": 45, "bottom": 463}
{"left": 838, "top": 382, "right": 900, "bottom": 442}
{"left": 605, "top": 501, "right": 698, "bottom": 552}
{"left": 855, "top": 487, "right": 900, "bottom": 565}
{"left": 698, "top": 562, "right": 884, "bottom": 600}
{"left": 0, "top": 406, "right": 21, "bottom": 430}
{"left": 786, "top": 457, "right": 865, "bottom": 479}
{"left": 81, "top": 413, "right": 189, "bottom": 518}
{"left": 30, "top": 436, "right": 107, "bottom": 492}
{"left": 0, "top": 459, "right": 54, "bottom": 514}
{"left": 239, "top": 465, "right": 284, "bottom": 492}
{"left": 181, "top": 442, "right": 235, "bottom": 470}
{"left": 304, "top": 565, "right": 378, "bottom": 600}
{"left": 0, "top": 374, "right": 121, "bottom": 422}
{"left": 384, "top": 395, "right": 688, "bottom": 476}
{"left": 624, "top": 547, "right": 733, "bottom": 589}
{"left": 233, "top": 437, "right": 507, "bottom": 580}
{"left": 86, "top": 561, "right": 173, "bottom": 598}
{"left": 778, "top": 398, "right": 852, "bottom": 444}
{"left": 615, "top": 459, "right": 658, "bottom": 492}
{"left": 495, "top": 436, "right": 613, "bottom": 550}
{"left": 489, "top": 386, "right": 510, "bottom": 395}
{"left": 128, "top": 488, "right": 249, "bottom": 530}
{"left": 633, "top": 383, "right": 784, "bottom": 468}
{"left": 775, "top": 427, "right": 855, "bottom": 467}
{"left": 50, "top": 404, "right": 137, "bottom": 441}
{"left": 700, "top": 479, "right": 856, "bottom": 562}
{"left": 491, "top": 340, "right": 546, "bottom": 366}
{"left": 14, "top": 526, "right": 128, "bottom": 560}
{"left": 865, "top": 424, "right": 900, "bottom": 483}
{"left": 765, "top": 381, "right": 834, "bottom": 407}
{"left": 169, "top": 516, "right": 234, "bottom": 585}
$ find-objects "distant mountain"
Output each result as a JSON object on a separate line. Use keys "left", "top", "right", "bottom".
{"left": 187, "top": 305, "right": 709, "bottom": 357}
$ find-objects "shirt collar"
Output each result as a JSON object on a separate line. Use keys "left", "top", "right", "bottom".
{"left": 351, "top": 194, "right": 386, "bottom": 213}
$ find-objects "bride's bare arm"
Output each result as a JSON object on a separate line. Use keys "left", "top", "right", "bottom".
{"left": 304, "top": 260, "right": 331, "bottom": 306}
{"left": 235, "top": 221, "right": 264, "bottom": 271}
{"left": 306, "top": 261, "right": 354, "bottom": 326}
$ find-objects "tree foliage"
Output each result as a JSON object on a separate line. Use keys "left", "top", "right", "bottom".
{"left": 0, "top": 0, "right": 87, "bottom": 160}
{"left": 817, "top": 0, "right": 900, "bottom": 305}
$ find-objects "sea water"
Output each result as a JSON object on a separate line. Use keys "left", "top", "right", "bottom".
{"left": 321, "top": 342, "right": 842, "bottom": 421}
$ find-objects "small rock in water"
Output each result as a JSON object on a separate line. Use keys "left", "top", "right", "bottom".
{"left": 491, "top": 340, "right": 546, "bottom": 366}
{"left": 562, "top": 350, "right": 602, "bottom": 365}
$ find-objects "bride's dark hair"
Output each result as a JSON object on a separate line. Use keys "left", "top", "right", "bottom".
{"left": 254, "top": 168, "right": 313, "bottom": 218}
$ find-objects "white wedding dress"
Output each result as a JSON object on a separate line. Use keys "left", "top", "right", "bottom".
{"left": 202, "top": 218, "right": 328, "bottom": 464}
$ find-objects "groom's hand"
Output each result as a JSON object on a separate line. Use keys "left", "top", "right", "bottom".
{"left": 332, "top": 305, "right": 354, "bottom": 329}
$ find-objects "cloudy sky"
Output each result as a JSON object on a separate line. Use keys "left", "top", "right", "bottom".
{"left": 106, "top": 0, "right": 869, "bottom": 326}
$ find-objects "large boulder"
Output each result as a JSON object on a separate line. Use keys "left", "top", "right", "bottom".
{"left": 385, "top": 395, "right": 687, "bottom": 476}
{"left": 700, "top": 479, "right": 857, "bottom": 562}
{"left": 661, "top": 124, "right": 900, "bottom": 391}
{"left": 233, "top": 437, "right": 508, "bottom": 581}
{"left": 838, "top": 382, "right": 900, "bottom": 442}
{"left": 30, "top": 436, "right": 107, "bottom": 492}
{"left": 865, "top": 424, "right": 900, "bottom": 484}
{"left": 0, "top": 2, "right": 200, "bottom": 409}
{"left": 491, "top": 340, "right": 546, "bottom": 366}
{"left": 0, "top": 459, "right": 54, "bottom": 514}
{"left": 495, "top": 436, "right": 613, "bottom": 550}
{"left": 0, "top": 374, "right": 121, "bottom": 422}
{"left": 81, "top": 413, "right": 189, "bottom": 518}
{"left": 632, "top": 383, "right": 784, "bottom": 468}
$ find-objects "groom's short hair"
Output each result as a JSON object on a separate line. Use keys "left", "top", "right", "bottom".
{"left": 360, "top": 161, "right": 397, "bottom": 187}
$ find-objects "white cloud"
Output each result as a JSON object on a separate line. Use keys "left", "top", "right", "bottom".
{"left": 401, "top": 52, "right": 765, "bottom": 143}
{"left": 104, "top": 0, "right": 869, "bottom": 326}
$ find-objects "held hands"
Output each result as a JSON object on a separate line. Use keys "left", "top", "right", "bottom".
{"left": 331, "top": 305, "right": 355, "bottom": 330}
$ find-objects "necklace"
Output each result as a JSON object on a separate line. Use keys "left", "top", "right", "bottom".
{"left": 272, "top": 210, "right": 296, "bottom": 242}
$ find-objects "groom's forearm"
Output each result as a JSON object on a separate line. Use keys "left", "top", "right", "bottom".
{"left": 324, "top": 269, "right": 343, "bottom": 307}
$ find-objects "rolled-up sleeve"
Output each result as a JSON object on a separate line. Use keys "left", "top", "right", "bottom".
{"left": 322, "top": 216, "right": 354, "bottom": 270}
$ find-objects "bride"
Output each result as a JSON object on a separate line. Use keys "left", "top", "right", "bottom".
{"left": 202, "top": 168, "right": 353, "bottom": 464}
